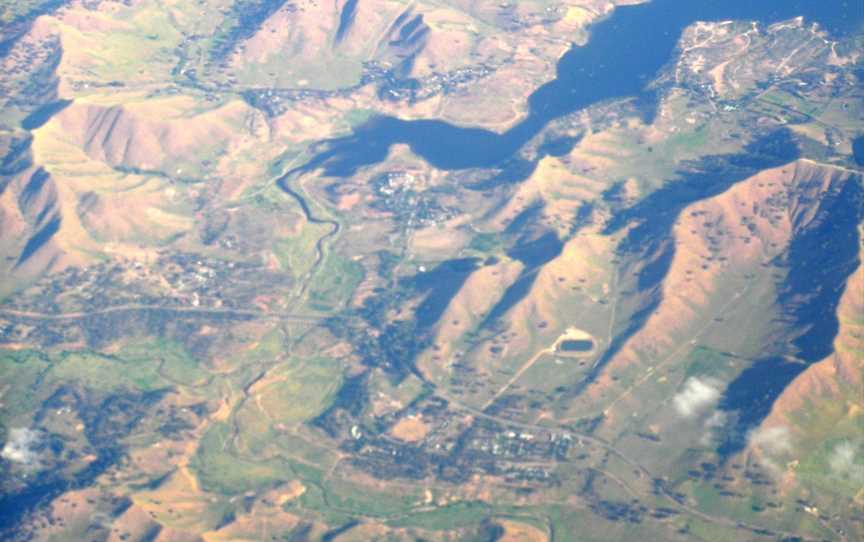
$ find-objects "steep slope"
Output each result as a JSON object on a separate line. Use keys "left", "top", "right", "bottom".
{"left": 47, "top": 98, "right": 258, "bottom": 176}
{"left": 0, "top": 133, "right": 70, "bottom": 293}
{"left": 221, "top": 0, "right": 636, "bottom": 128}
{"left": 738, "top": 225, "right": 863, "bottom": 509}
{"left": 566, "top": 158, "right": 861, "bottom": 435}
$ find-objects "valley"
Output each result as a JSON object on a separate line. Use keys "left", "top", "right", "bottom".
{"left": 0, "top": 1, "right": 862, "bottom": 541}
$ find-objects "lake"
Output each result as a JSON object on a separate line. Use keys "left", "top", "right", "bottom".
{"left": 295, "top": 0, "right": 863, "bottom": 178}
{"left": 559, "top": 339, "right": 594, "bottom": 352}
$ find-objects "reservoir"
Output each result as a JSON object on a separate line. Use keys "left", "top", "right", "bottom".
{"left": 295, "top": 0, "right": 863, "bottom": 178}
{"left": 559, "top": 339, "right": 594, "bottom": 353}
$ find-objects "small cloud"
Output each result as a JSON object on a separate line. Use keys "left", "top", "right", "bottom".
{"left": 705, "top": 411, "right": 727, "bottom": 428}
{"left": 673, "top": 377, "right": 721, "bottom": 417}
{"left": 828, "top": 441, "right": 864, "bottom": 483}
{"left": 748, "top": 425, "right": 792, "bottom": 455}
{"left": 700, "top": 411, "right": 727, "bottom": 446}
{"left": 1, "top": 428, "right": 43, "bottom": 468}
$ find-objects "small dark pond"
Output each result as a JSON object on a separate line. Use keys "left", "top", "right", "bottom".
{"left": 559, "top": 339, "right": 594, "bottom": 352}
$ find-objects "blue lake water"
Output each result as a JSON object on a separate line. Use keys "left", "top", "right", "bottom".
{"left": 296, "top": 0, "right": 863, "bottom": 177}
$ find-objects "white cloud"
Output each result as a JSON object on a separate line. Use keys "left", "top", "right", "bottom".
{"left": 1, "top": 427, "right": 43, "bottom": 467}
{"left": 700, "top": 411, "right": 728, "bottom": 446}
{"left": 748, "top": 425, "right": 792, "bottom": 455}
{"left": 673, "top": 377, "right": 721, "bottom": 417}
{"left": 705, "top": 411, "right": 727, "bottom": 428}
{"left": 829, "top": 441, "right": 864, "bottom": 483}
